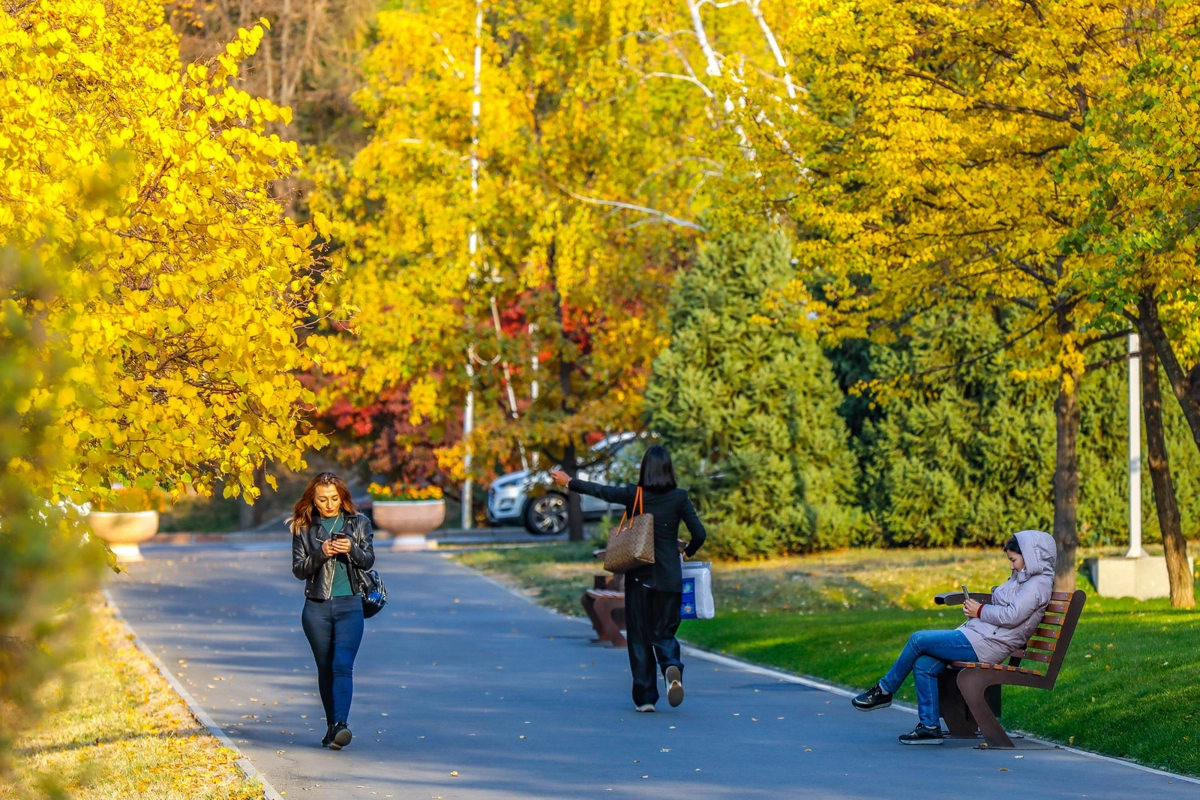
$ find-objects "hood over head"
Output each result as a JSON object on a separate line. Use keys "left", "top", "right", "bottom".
{"left": 1013, "top": 529, "right": 1056, "bottom": 578}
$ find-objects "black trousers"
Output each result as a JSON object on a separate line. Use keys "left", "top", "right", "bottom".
{"left": 624, "top": 579, "right": 684, "bottom": 707}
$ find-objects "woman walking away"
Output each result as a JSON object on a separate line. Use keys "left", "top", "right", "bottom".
{"left": 291, "top": 472, "right": 375, "bottom": 750}
{"left": 551, "top": 445, "right": 706, "bottom": 713}
{"left": 851, "top": 530, "right": 1056, "bottom": 745}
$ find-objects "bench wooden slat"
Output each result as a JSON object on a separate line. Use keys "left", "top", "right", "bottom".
{"left": 1041, "top": 613, "right": 1066, "bottom": 625}
{"left": 1046, "top": 601, "right": 1069, "bottom": 613}
{"left": 1015, "top": 649, "right": 1053, "bottom": 662}
{"left": 1050, "top": 591, "right": 1073, "bottom": 601}
{"left": 1032, "top": 626, "right": 1061, "bottom": 639}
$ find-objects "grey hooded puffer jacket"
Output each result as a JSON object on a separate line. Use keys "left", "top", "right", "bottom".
{"left": 958, "top": 529, "right": 1056, "bottom": 665}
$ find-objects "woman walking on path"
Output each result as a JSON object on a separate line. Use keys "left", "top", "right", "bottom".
{"left": 851, "top": 529, "right": 1056, "bottom": 745}
{"left": 551, "top": 446, "right": 706, "bottom": 713}
{"left": 291, "top": 472, "right": 375, "bottom": 750}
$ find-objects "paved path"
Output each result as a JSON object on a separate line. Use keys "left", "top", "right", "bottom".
{"left": 107, "top": 549, "right": 1199, "bottom": 800}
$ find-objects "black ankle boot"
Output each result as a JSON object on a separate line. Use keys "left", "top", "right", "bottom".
{"left": 329, "top": 722, "right": 353, "bottom": 751}
{"left": 851, "top": 684, "right": 893, "bottom": 711}
{"left": 321, "top": 725, "right": 335, "bottom": 747}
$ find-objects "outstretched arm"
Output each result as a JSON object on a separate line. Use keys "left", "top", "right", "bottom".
{"left": 550, "top": 469, "right": 637, "bottom": 506}
{"left": 568, "top": 478, "right": 637, "bottom": 506}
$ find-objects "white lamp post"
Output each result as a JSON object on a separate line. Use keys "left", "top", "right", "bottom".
{"left": 1126, "top": 333, "right": 1147, "bottom": 558}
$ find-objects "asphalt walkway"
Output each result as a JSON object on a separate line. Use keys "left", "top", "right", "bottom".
{"left": 106, "top": 549, "right": 1200, "bottom": 800}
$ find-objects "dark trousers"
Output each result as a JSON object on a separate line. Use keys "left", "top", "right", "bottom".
{"left": 624, "top": 579, "right": 684, "bottom": 707}
{"left": 301, "top": 596, "right": 364, "bottom": 726}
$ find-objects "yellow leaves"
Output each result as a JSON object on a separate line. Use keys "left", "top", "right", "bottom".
{"left": 0, "top": 0, "right": 329, "bottom": 504}
{"left": 312, "top": 212, "right": 333, "bottom": 238}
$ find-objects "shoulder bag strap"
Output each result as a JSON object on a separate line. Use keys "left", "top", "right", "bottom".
{"left": 612, "top": 486, "right": 644, "bottom": 538}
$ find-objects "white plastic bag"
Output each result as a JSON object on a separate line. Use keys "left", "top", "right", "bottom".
{"left": 680, "top": 561, "right": 715, "bottom": 620}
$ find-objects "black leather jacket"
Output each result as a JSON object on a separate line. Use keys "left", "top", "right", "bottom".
{"left": 292, "top": 512, "right": 376, "bottom": 600}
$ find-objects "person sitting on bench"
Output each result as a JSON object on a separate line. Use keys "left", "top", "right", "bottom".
{"left": 851, "top": 529, "right": 1056, "bottom": 745}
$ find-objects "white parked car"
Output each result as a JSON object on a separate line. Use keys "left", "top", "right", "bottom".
{"left": 486, "top": 432, "right": 646, "bottom": 535}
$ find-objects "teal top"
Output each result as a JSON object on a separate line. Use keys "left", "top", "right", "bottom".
{"left": 320, "top": 513, "right": 359, "bottom": 597}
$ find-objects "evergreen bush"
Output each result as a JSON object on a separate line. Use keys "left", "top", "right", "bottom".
{"left": 646, "top": 228, "right": 863, "bottom": 558}
{"left": 855, "top": 313, "right": 1200, "bottom": 547}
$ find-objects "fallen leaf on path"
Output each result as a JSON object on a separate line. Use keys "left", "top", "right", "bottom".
{"left": 449, "top": 771, "right": 458, "bottom": 777}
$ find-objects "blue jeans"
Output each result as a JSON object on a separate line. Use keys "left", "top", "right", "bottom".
{"left": 879, "top": 629, "right": 977, "bottom": 728}
{"left": 302, "top": 597, "right": 365, "bottom": 726}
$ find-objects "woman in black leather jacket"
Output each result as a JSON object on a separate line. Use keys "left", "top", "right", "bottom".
{"left": 291, "top": 472, "right": 375, "bottom": 750}
{"left": 551, "top": 446, "right": 706, "bottom": 712}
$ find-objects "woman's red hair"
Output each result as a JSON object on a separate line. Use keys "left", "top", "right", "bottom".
{"left": 291, "top": 472, "right": 357, "bottom": 534}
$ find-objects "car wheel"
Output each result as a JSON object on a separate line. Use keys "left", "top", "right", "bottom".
{"left": 523, "top": 493, "right": 568, "bottom": 535}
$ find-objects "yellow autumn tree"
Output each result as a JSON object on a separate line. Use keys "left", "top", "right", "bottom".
{"left": 1, "top": 0, "right": 327, "bottom": 504}
{"left": 309, "top": 0, "right": 713, "bottom": 535}
{"left": 681, "top": 0, "right": 1200, "bottom": 590}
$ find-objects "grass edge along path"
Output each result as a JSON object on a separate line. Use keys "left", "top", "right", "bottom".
{"left": 452, "top": 542, "right": 1200, "bottom": 778}
{"left": 0, "top": 596, "right": 264, "bottom": 800}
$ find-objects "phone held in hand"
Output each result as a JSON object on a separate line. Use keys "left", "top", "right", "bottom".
{"left": 331, "top": 532, "right": 348, "bottom": 541}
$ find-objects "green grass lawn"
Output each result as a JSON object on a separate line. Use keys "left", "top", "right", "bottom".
{"left": 453, "top": 542, "right": 1200, "bottom": 777}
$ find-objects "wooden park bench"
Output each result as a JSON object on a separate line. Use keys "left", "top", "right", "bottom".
{"left": 933, "top": 589, "right": 1087, "bottom": 749}
{"left": 582, "top": 568, "right": 626, "bottom": 649}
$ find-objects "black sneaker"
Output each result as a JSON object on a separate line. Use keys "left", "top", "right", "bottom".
{"left": 665, "top": 666, "right": 684, "bottom": 708}
{"left": 328, "top": 722, "right": 353, "bottom": 750}
{"left": 851, "top": 684, "right": 893, "bottom": 712}
{"left": 321, "top": 725, "right": 335, "bottom": 747}
{"left": 899, "top": 724, "right": 944, "bottom": 745}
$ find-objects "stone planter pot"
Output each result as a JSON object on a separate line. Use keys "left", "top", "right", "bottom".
{"left": 88, "top": 510, "right": 160, "bottom": 563}
{"left": 373, "top": 500, "right": 445, "bottom": 551}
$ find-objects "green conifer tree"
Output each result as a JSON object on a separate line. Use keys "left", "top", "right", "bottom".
{"left": 857, "top": 312, "right": 1200, "bottom": 548}
{"left": 646, "top": 229, "right": 862, "bottom": 558}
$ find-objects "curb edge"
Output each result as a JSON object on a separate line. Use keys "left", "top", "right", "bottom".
{"left": 102, "top": 587, "right": 286, "bottom": 800}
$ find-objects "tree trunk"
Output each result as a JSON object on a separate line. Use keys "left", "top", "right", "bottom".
{"left": 547, "top": 237, "right": 583, "bottom": 542}
{"left": 238, "top": 463, "right": 268, "bottom": 530}
{"left": 1052, "top": 371, "right": 1082, "bottom": 593}
{"left": 1138, "top": 325, "right": 1195, "bottom": 608}
{"left": 1136, "top": 291, "right": 1200, "bottom": 456}
{"left": 562, "top": 440, "right": 585, "bottom": 542}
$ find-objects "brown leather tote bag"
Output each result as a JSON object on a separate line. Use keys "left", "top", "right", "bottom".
{"left": 603, "top": 486, "right": 655, "bottom": 574}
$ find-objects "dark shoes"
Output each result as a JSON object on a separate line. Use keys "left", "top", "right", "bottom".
{"left": 851, "top": 684, "right": 893, "bottom": 712}
{"left": 328, "top": 722, "right": 353, "bottom": 750}
{"left": 321, "top": 725, "right": 335, "bottom": 747}
{"left": 665, "top": 666, "right": 684, "bottom": 708}
{"left": 899, "top": 724, "right": 944, "bottom": 745}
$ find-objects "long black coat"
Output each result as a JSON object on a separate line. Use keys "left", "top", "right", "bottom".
{"left": 568, "top": 479, "right": 706, "bottom": 593}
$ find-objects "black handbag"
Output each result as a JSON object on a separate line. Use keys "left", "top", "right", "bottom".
{"left": 356, "top": 566, "right": 388, "bottom": 618}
